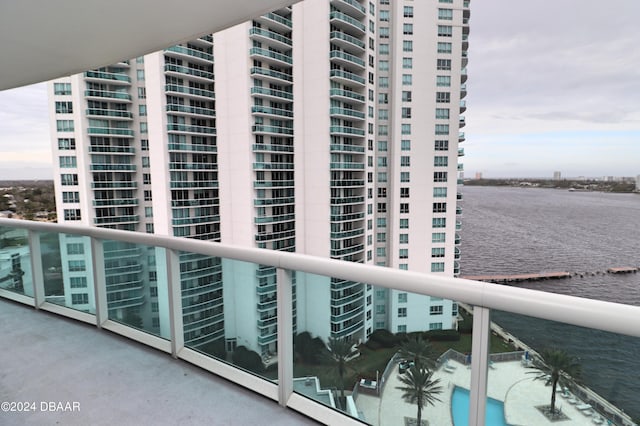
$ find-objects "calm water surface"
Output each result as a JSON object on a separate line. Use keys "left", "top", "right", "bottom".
{"left": 460, "top": 186, "right": 640, "bottom": 420}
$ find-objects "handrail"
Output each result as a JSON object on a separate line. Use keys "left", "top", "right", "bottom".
{"left": 1, "top": 218, "right": 639, "bottom": 339}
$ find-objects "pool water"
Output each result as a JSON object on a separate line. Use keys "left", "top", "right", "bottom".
{"left": 451, "top": 387, "right": 509, "bottom": 426}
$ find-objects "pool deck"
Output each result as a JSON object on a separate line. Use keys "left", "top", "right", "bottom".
{"left": 356, "top": 359, "right": 612, "bottom": 425}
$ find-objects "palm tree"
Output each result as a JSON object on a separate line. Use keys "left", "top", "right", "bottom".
{"left": 396, "top": 366, "right": 442, "bottom": 426}
{"left": 399, "top": 335, "right": 434, "bottom": 371}
{"left": 326, "top": 337, "right": 354, "bottom": 401}
{"left": 529, "top": 349, "right": 582, "bottom": 415}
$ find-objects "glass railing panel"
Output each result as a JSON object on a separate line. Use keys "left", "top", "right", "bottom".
{"left": 42, "top": 232, "right": 95, "bottom": 314}
{"left": 291, "top": 272, "right": 470, "bottom": 425}
{"left": 101, "top": 239, "right": 168, "bottom": 338}
{"left": 488, "top": 309, "right": 639, "bottom": 426}
{"left": 180, "top": 255, "right": 278, "bottom": 383}
{"left": 0, "top": 226, "right": 33, "bottom": 297}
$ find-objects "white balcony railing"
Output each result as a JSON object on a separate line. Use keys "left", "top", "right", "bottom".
{"left": 0, "top": 218, "right": 638, "bottom": 426}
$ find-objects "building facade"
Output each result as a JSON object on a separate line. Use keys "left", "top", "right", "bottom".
{"left": 49, "top": 0, "right": 468, "bottom": 358}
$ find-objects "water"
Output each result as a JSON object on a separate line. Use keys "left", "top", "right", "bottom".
{"left": 451, "top": 386, "right": 508, "bottom": 426}
{"left": 460, "top": 186, "right": 640, "bottom": 421}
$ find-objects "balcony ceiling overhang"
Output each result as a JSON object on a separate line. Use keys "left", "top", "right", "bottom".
{"left": 0, "top": 0, "right": 298, "bottom": 90}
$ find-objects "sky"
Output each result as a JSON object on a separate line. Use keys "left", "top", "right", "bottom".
{"left": 0, "top": 0, "right": 638, "bottom": 180}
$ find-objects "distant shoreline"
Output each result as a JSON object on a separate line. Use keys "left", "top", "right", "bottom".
{"left": 464, "top": 178, "right": 637, "bottom": 193}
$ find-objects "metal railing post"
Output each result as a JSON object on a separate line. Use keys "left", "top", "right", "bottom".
{"left": 28, "top": 229, "right": 44, "bottom": 308}
{"left": 469, "top": 306, "right": 491, "bottom": 425}
{"left": 276, "top": 267, "right": 293, "bottom": 407}
{"left": 91, "top": 237, "right": 108, "bottom": 328}
{"left": 166, "top": 248, "right": 184, "bottom": 357}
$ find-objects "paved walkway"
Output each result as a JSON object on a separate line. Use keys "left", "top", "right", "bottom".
{"left": 357, "top": 359, "right": 612, "bottom": 425}
{"left": 0, "top": 299, "right": 318, "bottom": 426}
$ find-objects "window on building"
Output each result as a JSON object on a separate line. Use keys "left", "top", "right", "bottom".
{"left": 62, "top": 191, "right": 80, "bottom": 203}
{"left": 379, "top": 43, "right": 389, "bottom": 55}
{"left": 401, "top": 124, "right": 411, "bottom": 135}
{"left": 404, "top": 6, "right": 414, "bottom": 17}
{"left": 63, "top": 209, "right": 81, "bottom": 221}
{"left": 143, "top": 173, "right": 151, "bottom": 184}
{"left": 429, "top": 322, "right": 443, "bottom": 330}
{"left": 438, "top": 8, "right": 453, "bottom": 20}
{"left": 376, "top": 247, "right": 386, "bottom": 257}
{"left": 55, "top": 101, "right": 73, "bottom": 114}
{"left": 378, "top": 109, "right": 389, "bottom": 120}
{"left": 144, "top": 190, "right": 152, "bottom": 201}
{"left": 430, "top": 305, "right": 444, "bottom": 315}
{"left": 141, "top": 139, "right": 149, "bottom": 151}
{"left": 437, "top": 59, "right": 451, "bottom": 70}
{"left": 380, "top": 27, "right": 389, "bottom": 38}
{"left": 435, "top": 140, "right": 449, "bottom": 151}
{"left": 70, "top": 277, "right": 87, "bottom": 288}
{"left": 378, "top": 140, "right": 388, "bottom": 151}
{"left": 399, "top": 249, "right": 408, "bottom": 259}
{"left": 434, "top": 171, "right": 448, "bottom": 182}
{"left": 400, "top": 218, "right": 409, "bottom": 229}
{"left": 436, "top": 92, "right": 450, "bottom": 103}
{"left": 379, "top": 10, "right": 389, "bottom": 21}
{"left": 432, "top": 232, "right": 446, "bottom": 243}
{"left": 433, "top": 187, "right": 448, "bottom": 197}
{"left": 401, "top": 139, "right": 411, "bottom": 151}
{"left": 146, "top": 223, "right": 155, "bottom": 233}
{"left": 398, "top": 293, "right": 407, "bottom": 303}
{"left": 400, "top": 187, "right": 409, "bottom": 197}
{"left": 138, "top": 87, "right": 146, "bottom": 98}
{"left": 435, "top": 124, "right": 450, "bottom": 135}
{"left": 397, "top": 325, "right": 407, "bottom": 333}
{"left": 377, "top": 202, "right": 387, "bottom": 213}
{"left": 60, "top": 174, "right": 78, "bottom": 186}
{"left": 402, "top": 91, "right": 412, "bottom": 102}
{"left": 377, "top": 217, "right": 386, "bottom": 227}
{"left": 403, "top": 23, "right": 413, "bottom": 35}
{"left": 437, "top": 75, "right": 451, "bottom": 87}
{"left": 402, "top": 57, "right": 413, "bottom": 69}
{"left": 68, "top": 260, "right": 86, "bottom": 272}
{"left": 54, "top": 83, "right": 72, "bottom": 95}
{"left": 378, "top": 187, "right": 387, "bottom": 198}
{"left": 379, "top": 60, "right": 389, "bottom": 71}
{"left": 438, "top": 25, "right": 453, "bottom": 37}
{"left": 399, "top": 234, "right": 409, "bottom": 244}
{"left": 434, "top": 156, "right": 449, "bottom": 167}
{"left": 432, "top": 217, "right": 446, "bottom": 228}
{"left": 379, "top": 76, "right": 389, "bottom": 88}
{"left": 400, "top": 203, "right": 409, "bottom": 213}
{"left": 401, "top": 107, "right": 411, "bottom": 118}
{"left": 403, "top": 40, "right": 413, "bottom": 52}
{"left": 433, "top": 203, "right": 447, "bottom": 213}
{"left": 432, "top": 247, "right": 445, "bottom": 258}
{"left": 56, "top": 120, "right": 74, "bottom": 132}
{"left": 400, "top": 172, "right": 410, "bottom": 183}
{"left": 71, "top": 293, "right": 89, "bottom": 304}
{"left": 402, "top": 74, "right": 412, "bottom": 86}
{"left": 377, "top": 172, "right": 387, "bottom": 183}
{"left": 58, "top": 138, "right": 76, "bottom": 150}
{"left": 137, "top": 69, "right": 145, "bottom": 81}
{"left": 437, "top": 42, "right": 452, "bottom": 53}
{"left": 66, "top": 243, "right": 84, "bottom": 255}
{"left": 435, "top": 108, "right": 450, "bottom": 119}
{"left": 398, "top": 307, "right": 407, "bottom": 317}
{"left": 59, "top": 156, "right": 77, "bottom": 168}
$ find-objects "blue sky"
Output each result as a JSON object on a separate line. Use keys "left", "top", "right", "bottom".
{"left": 0, "top": 0, "right": 638, "bottom": 180}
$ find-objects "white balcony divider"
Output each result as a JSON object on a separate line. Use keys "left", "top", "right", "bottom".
{"left": 2, "top": 218, "right": 640, "bottom": 426}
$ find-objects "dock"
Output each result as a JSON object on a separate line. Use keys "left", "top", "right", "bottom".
{"left": 461, "top": 271, "right": 572, "bottom": 284}
{"left": 607, "top": 267, "right": 638, "bottom": 274}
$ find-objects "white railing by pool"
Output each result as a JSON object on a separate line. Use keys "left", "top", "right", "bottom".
{"left": 0, "top": 218, "right": 638, "bottom": 426}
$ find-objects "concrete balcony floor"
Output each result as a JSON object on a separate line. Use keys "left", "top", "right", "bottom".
{"left": 0, "top": 299, "right": 318, "bottom": 426}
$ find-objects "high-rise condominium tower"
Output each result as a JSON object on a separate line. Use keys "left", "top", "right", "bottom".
{"left": 49, "top": 0, "right": 469, "bottom": 358}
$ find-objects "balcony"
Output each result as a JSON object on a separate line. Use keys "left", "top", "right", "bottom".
{"left": 165, "top": 45, "right": 213, "bottom": 63}
{"left": 0, "top": 219, "right": 638, "bottom": 426}
{"left": 250, "top": 67, "right": 293, "bottom": 83}
{"left": 84, "top": 70, "right": 131, "bottom": 84}
{"left": 164, "top": 84, "right": 215, "bottom": 100}
{"left": 249, "top": 27, "right": 292, "bottom": 49}
{"left": 84, "top": 90, "right": 132, "bottom": 102}
{"left": 330, "top": 50, "right": 365, "bottom": 70}
{"left": 329, "top": 69, "right": 365, "bottom": 86}
{"left": 164, "top": 64, "right": 214, "bottom": 81}
{"left": 249, "top": 47, "right": 292, "bottom": 66}
{"left": 329, "top": 11, "right": 366, "bottom": 35}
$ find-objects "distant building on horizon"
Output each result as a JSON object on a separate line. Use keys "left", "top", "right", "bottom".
{"left": 553, "top": 171, "right": 561, "bottom": 180}
{"left": 474, "top": 172, "right": 482, "bottom": 180}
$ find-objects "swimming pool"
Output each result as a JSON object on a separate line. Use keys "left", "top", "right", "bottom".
{"left": 451, "top": 387, "right": 510, "bottom": 426}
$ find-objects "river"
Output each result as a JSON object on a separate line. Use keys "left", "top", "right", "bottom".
{"left": 460, "top": 185, "right": 640, "bottom": 421}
